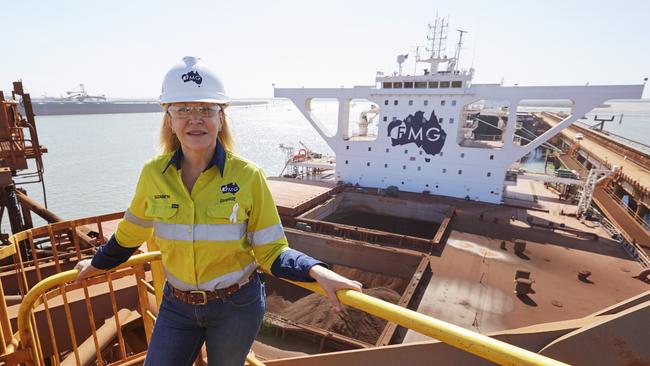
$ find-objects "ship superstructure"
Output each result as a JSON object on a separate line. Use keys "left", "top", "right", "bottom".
{"left": 275, "top": 18, "right": 645, "bottom": 204}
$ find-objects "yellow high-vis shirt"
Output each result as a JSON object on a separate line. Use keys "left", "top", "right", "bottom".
{"left": 115, "top": 148, "right": 288, "bottom": 291}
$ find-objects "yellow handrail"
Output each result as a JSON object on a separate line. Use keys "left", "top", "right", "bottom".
{"left": 15, "top": 252, "right": 568, "bottom": 366}
{"left": 288, "top": 282, "right": 569, "bottom": 366}
{"left": 16, "top": 252, "right": 162, "bottom": 365}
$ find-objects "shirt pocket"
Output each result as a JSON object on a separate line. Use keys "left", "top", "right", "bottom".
{"left": 206, "top": 203, "right": 248, "bottom": 224}
{"left": 146, "top": 202, "right": 179, "bottom": 220}
{"left": 146, "top": 201, "right": 181, "bottom": 242}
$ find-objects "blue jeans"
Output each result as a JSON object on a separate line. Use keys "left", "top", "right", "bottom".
{"left": 144, "top": 274, "right": 265, "bottom": 366}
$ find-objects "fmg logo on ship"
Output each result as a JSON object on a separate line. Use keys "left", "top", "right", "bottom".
{"left": 387, "top": 110, "right": 446, "bottom": 156}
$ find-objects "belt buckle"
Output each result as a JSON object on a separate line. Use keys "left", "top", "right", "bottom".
{"left": 190, "top": 290, "right": 208, "bottom": 305}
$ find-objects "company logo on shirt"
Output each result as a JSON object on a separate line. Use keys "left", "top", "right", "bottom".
{"left": 221, "top": 182, "right": 239, "bottom": 194}
{"left": 387, "top": 110, "right": 446, "bottom": 156}
{"left": 182, "top": 71, "right": 202, "bottom": 85}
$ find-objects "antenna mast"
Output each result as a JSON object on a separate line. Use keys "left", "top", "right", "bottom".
{"left": 414, "top": 46, "right": 419, "bottom": 75}
{"left": 417, "top": 15, "right": 450, "bottom": 73}
{"left": 453, "top": 29, "right": 468, "bottom": 72}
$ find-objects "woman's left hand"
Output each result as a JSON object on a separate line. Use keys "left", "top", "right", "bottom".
{"left": 309, "top": 265, "right": 363, "bottom": 311}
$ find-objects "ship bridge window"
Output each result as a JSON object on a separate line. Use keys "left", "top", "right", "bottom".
{"left": 424, "top": 100, "right": 429, "bottom": 106}
{"left": 383, "top": 82, "right": 393, "bottom": 88}
{"left": 451, "top": 81, "right": 463, "bottom": 88}
{"left": 459, "top": 99, "right": 512, "bottom": 149}
{"left": 440, "top": 81, "right": 450, "bottom": 88}
{"left": 394, "top": 100, "right": 398, "bottom": 105}
{"left": 415, "top": 81, "right": 428, "bottom": 88}
{"left": 408, "top": 100, "right": 413, "bottom": 106}
{"left": 428, "top": 81, "right": 439, "bottom": 88}
{"left": 441, "top": 100, "right": 446, "bottom": 106}
{"left": 393, "top": 82, "right": 403, "bottom": 88}
{"left": 404, "top": 82, "right": 414, "bottom": 88}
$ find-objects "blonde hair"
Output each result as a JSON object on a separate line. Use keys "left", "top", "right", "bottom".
{"left": 159, "top": 104, "right": 235, "bottom": 154}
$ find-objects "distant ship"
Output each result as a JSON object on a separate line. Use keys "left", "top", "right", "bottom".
{"left": 25, "top": 84, "right": 266, "bottom": 116}
{"left": 24, "top": 84, "right": 160, "bottom": 116}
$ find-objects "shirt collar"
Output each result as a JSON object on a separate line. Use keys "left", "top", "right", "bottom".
{"left": 162, "top": 140, "right": 226, "bottom": 176}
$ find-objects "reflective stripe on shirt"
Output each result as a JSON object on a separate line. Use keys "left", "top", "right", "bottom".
{"left": 165, "top": 260, "right": 258, "bottom": 291}
{"left": 124, "top": 209, "right": 154, "bottom": 228}
{"left": 248, "top": 223, "right": 285, "bottom": 246}
{"left": 154, "top": 221, "right": 247, "bottom": 242}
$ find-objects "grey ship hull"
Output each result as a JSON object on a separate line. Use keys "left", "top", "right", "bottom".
{"left": 29, "top": 100, "right": 267, "bottom": 116}
{"left": 30, "top": 101, "right": 162, "bottom": 116}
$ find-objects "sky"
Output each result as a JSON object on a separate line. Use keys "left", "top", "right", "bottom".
{"left": 2, "top": 0, "right": 649, "bottom": 99}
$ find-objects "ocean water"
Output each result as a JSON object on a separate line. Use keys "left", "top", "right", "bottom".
{"left": 586, "top": 101, "right": 650, "bottom": 143}
{"left": 6, "top": 100, "right": 341, "bottom": 228}
{"left": 3, "top": 99, "right": 649, "bottom": 230}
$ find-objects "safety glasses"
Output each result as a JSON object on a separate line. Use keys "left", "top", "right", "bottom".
{"left": 168, "top": 105, "right": 222, "bottom": 118}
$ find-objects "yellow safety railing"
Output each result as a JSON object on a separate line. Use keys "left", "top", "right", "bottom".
{"left": 13, "top": 251, "right": 569, "bottom": 366}
{"left": 14, "top": 252, "right": 267, "bottom": 366}
{"left": 16, "top": 252, "right": 161, "bottom": 366}
{"left": 291, "top": 281, "right": 569, "bottom": 366}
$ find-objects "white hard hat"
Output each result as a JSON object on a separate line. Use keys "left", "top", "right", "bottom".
{"left": 159, "top": 56, "right": 229, "bottom": 104}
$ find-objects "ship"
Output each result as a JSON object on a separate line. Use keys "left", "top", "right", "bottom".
{"left": 0, "top": 16, "right": 649, "bottom": 366}
{"left": 24, "top": 84, "right": 268, "bottom": 116}
{"left": 26, "top": 84, "right": 161, "bottom": 116}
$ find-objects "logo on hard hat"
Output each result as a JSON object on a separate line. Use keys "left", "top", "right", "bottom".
{"left": 221, "top": 182, "right": 239, "bottom": 195}
{"left": 182, "top": 71, "right": 203, "bottom": 85}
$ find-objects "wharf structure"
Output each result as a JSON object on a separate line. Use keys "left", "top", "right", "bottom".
{"left": 539, "top": 112, "right": 650, "bottom": 253}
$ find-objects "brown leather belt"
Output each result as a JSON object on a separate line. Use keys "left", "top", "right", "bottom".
{"left": 169, "top": 272, "right": 256, "bottom": 305}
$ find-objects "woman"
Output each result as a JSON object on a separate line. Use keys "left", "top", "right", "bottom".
{"left": 75, "top": 56, "right": 362, "bottom": 366}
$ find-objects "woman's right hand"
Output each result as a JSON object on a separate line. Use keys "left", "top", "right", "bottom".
{"left": 74, "top": 259, "right": 100, "bottom": 285}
